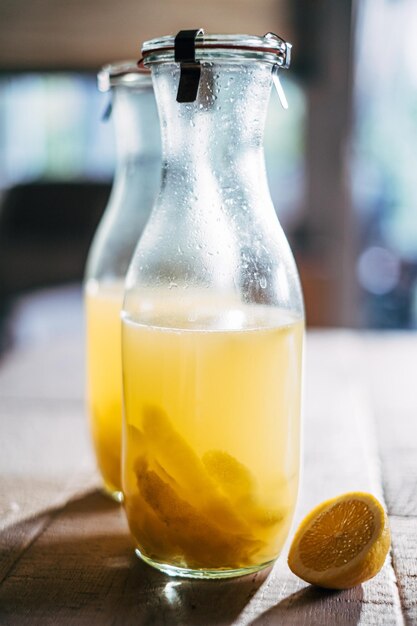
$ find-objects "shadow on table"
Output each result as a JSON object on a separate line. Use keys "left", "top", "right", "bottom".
{"left": 0, "top": 490, "right": 363, "bottom": 625}
{"left": 251, "top": 584, "right": 364, "bottom": 626}
{"left": 0, "top": 490, "right": 269, "bottom": 625}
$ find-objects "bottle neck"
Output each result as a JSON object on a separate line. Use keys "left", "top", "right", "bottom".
{"left": 111, "top": 85, "right": 161, "bottom": 166}
{"left": 99, "top": 83, "right": 161, "bottom": 243}
{"left": 152, "top": 61, "right": 274, "bottom": 206}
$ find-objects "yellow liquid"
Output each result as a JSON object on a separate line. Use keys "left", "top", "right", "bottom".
{"left": 122, "top": 296, "right": 303, "bottom": 575}
{"left": 85, "top": 280, "right": 124, "bottom": 497}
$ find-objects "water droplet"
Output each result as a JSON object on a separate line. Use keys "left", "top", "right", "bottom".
{"left": 260, "top": 277, "right": 267, "bottom": 289}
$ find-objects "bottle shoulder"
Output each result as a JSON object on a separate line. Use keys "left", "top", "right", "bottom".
{"left": 125, "top": 200, "right": 304, "bottom": 318}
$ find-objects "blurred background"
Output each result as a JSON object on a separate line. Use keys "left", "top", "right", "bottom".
{"left": 0, "top": 0, "right": 416, "bottom": 350}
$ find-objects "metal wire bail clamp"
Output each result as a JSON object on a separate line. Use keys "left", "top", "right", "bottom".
{"left": 175, "top": 29, "right": 205, "bottom": 103}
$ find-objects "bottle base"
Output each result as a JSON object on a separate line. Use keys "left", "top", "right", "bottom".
{"left": 135, "top": 548, "right": 275, "bottom": 580}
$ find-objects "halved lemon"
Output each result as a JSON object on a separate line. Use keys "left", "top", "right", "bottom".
{"left": 288, "top": 492, "right": 391, "bottom": 589}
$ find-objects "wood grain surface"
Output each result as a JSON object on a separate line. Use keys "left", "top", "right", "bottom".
{"left": 0, "top": 290, "right": 416, "bottom": 625}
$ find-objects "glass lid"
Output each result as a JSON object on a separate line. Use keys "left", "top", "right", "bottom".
{"left": 98, "top": 60, "right": 152, "bottom": 92}
{"left": 141, "top": 32, "right": 291, "bottom": 68}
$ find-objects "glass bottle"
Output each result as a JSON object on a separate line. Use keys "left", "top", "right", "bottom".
{"left": 122, "top": 32, "right": 304, "bottom": 577}
{"left": 85, "top": 61, "right": 161, "bottom": 501}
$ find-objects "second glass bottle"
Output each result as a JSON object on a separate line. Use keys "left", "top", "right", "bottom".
{"left": 85, "top": 62, "right": 161, "bottom": 500}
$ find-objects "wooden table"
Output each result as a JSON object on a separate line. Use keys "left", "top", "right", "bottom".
{"left": 0, "top": 287, "right": 416, "bottom": 625}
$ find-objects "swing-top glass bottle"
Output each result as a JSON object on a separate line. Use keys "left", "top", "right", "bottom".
{"left": 122, "top": 32, "right": 304, "bottom": 578}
